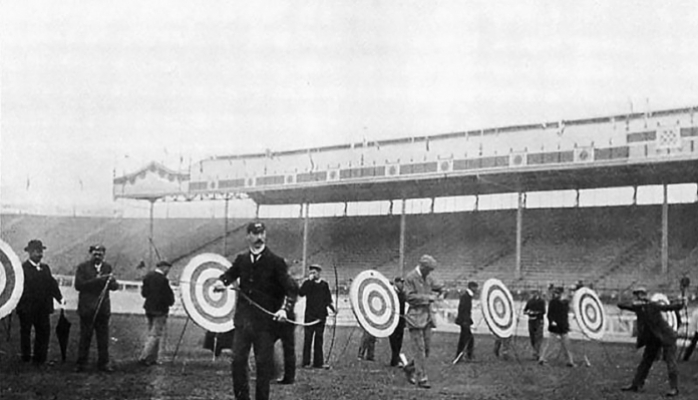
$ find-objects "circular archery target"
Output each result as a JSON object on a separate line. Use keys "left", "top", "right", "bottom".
{"left": 651, "top": 293, "right": 678, "bottom": 332}
{"left": 572, "top": 287, "right": 607, "bottom": 340}
{"left": 480, "top": 279, "right": 515, "bottom": 339}
{"left": 0, "top": 239, "right": 24, "bottom": 320}
{"left": 180, "top": 253, "right": 236, "bottom": 333}
{"left": 349, "top": 270, "right": 399, "bottom": 338}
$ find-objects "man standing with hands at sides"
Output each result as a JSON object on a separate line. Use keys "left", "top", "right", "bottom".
{"left": 523, "top": 289, "right": 546, "bottom": 360}
{"left": 17, "top": 239, "right": 65, "bottom": 367}
{"left": 538, "top": 286, "right": 575, "bottom": 368}
{"left": 299, "top": 264, "right": 335, "bottom": 369}
{"left": 216, "top": 222, "right": 298, "bottom": 400}
{"left": 618, "top": 286, "right": 684, "bottom": 397}
{"left": 454, "top": 281, "right": 479, "bottom": 363}
{"left": 139, "top": 260, "right": 175, "bottom": 366}
{"left": 403, "top": 255, "right": 444, "bottom": 389}
{"left": 75, "top": 245, "right": 119, "bottom": 372}
{"left": 389, "top": 277, "right": 407, "bottom": 367}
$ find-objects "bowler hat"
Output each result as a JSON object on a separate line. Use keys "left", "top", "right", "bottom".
{"left": 24, "top": 239, "right": 46, "bottom": 252}
{"left": 309, "top": 264, "right": 322, "bottom": 271}
{"left": 156, "top": 260, "right": 172, "bottom": 268}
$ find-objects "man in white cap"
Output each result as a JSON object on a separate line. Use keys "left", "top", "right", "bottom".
{"left": 299, "top": 264, "right": 335, "bottom": 368}
{"left": 402, "top": 254, "right": 444, "bottom": 389}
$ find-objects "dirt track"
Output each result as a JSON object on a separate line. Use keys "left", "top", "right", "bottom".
{"left": 1, "top": 313, "right": 697, "bottom": 399}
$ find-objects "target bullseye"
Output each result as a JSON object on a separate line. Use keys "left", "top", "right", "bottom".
{"left": 0, "top": 240, "right": 23, "bottom": 320}
{"left": 572, "top": 287, "right": 606, "bottom": 340}
{"left": 350, "top": 270, "right": 399, "bottom": 338}
{"left": 180, "top": 253, "right": 236, "bottom": 332}
{"left": 481, "top": 279, "right": 515, "bottom": 338}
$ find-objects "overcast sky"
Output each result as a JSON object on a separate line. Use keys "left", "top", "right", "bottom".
{"left": 1, "top": 0, "right": 697, "bottom": 212}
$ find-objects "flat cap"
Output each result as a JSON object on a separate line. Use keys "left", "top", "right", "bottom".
{"left": 418, "top": 254, "right": 438, "bottom": 269}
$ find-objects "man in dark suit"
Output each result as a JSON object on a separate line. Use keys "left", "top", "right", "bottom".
{"left": 299, "top": 264, "right": 335, "bottom": 369}
{"left": 389, "top": 276, "right": 407, "bottom": 367}
{"left": 16, "top": 239, "right": 64, "bottom": 366}
{"left": 274, "top": 273, "right": 299, "bottom": 384}
{"left": 454, "top": 281, "right": 478, "bottom": 362}
{"left": 216, "top": 222, "right": 298, "bottom": 400}
{"left": 538, "top": 286, "right": 575, "bottom": 367}
{"left": 138, "top": 260, "right": 175, "bottom": 366}
{"left": 619, "top": 286, "right": 684, "bottom": 397}
{"left": 74, "top": 245, "right": 119, "bottom": 372}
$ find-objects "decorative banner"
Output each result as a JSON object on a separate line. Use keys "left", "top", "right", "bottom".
{"left": 480, "top": 279, "right": 515, "bottom": 339}
{"left": 650, "top": 293, "right": 678, "bottom": 332}
{"left": 180, "top": 253, "right": 235, "bottom": 333}
{"left": 349, "top": 270, "right": 399, "bottom": 338}
{"left": 572, "top": 287, "right": 607, "bottom": 340}
{"left": 0, "top": 239, "right": 24, "bottom": 320}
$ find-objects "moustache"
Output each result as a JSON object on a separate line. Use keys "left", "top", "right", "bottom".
{"left": 255, "top": 239, "right": 265, "bottom": 245}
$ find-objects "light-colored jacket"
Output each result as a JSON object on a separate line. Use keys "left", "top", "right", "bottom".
{"left": 404, "top": 266, "right": 443, "bottom": 329}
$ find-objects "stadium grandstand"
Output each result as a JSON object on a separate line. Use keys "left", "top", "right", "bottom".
{"left": 3, "top": 105, "right": 698, "bottom": 304}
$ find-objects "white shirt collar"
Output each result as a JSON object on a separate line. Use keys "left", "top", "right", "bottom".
{"left": 29, "top": 260, "right": 41, "bottom": 269}
{"left": 466, "top": 288, "right": 474, "bottom": 297}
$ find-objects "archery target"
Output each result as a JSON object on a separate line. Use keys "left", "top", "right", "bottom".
{"left": 572, "top": 287, "right": 607, "bottom": 340}
{"left": 0, "top": 239, "right": 23, "bottom": 320}
{"left": 651, "top": 293, "right": 678, "bottom": 332}
{"left": 480, "top": 279, "right": 515, "bottom": 339}
{"left": 180, "top": 253, "right": 236, "bottom": 332}
{"left": 349, "top": 270, "right": 399, "bottom": 338}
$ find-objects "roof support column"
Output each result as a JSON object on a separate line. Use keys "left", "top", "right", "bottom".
{"left": 516, "top": 191, "right": 525, "bottom": 279}
{"left": 148, "top": 199, "right": 156, "bottom": 267}
{"left": 223, "top": 195, "right": 230, "bottom": 256}
{"left": 302, "top": 203, "right": 310, "bottom": 277}
{"left": 399, "top": 199, "right": 406, "bottom": 277}
{"left": 661, "top": 184, "right": 669, "bottom": 276}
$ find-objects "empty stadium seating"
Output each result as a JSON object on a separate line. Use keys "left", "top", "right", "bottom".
{"left": 2, "top": 203, "right": 696, "bottom": 300}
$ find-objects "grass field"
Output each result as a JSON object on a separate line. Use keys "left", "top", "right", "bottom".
{"left": 1, "top": 312, "right": 698, "bottom": 400}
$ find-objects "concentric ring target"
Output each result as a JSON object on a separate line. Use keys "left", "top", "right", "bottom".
{"left": 572, "top": 287, "right": 607, "bottom": 340}
{"left": 480, "top": 279, "right": 515, "bottom": 339}
{"left": 180, "top": 253, "right": 235, "bottom": 332}
{"left": 349, "top": 270, "right": 399, "bottom": 338}
{"left": 0, "top": 239, "right": 23, "bottom": 320}
{"left": 651, "top": 293, "right": 678, "bottom": 332}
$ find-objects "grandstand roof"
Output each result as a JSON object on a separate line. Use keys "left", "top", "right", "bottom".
{"left": 114, "top": 105, "right": 698, "bottom": 204}
{"left": 246, "top": 157, "right": 698, "bottom": 204}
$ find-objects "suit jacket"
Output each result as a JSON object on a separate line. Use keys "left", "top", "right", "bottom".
{"left": 455, "top": 290, "right": 474, "bottom": 326}
{"left": 547, "top": 297, "right": 571, "bottom": 334}
{"left": 219, "top": 247, "right": 298, "bottom": 329}
{"left": 299, "top": 278, "right": 334, "bottom": 321}
{"left": 619, "top": 299, "right": 683, "bottom": 347}
{"left": 16, "top": 260, "right": 63, "bottom": 316}
{"left": 75, "top": 260, "right": 119, "bottom": 318}
{"left": 404, "top": 267, "right": 443, "bottom": 330}
{"left": 141, "top": 270, "right": 175, "bottom": 316}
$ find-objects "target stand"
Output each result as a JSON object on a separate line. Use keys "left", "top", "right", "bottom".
{"left": 349, "top": 270, "right": 400, "bottom": 338}
{"left": 480, "top": 279, "right": 516, "bottom": 339}
{"left": 572, "top": 287, "right": 607, "bottom": 341}
{"left": 650, "top": 293, "right": 678, "bottom": 332}
{"left": 0, "top": 239, "right": 23, "bottom": 320}
{"left": 179, "top": 253, "right": 236, "bottom": 333}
